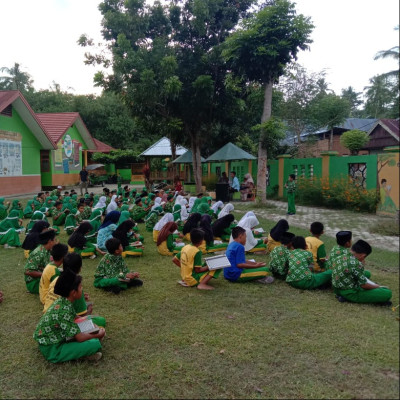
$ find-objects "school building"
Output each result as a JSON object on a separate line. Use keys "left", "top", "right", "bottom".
{"left": 0, "top": 90, "right": 113, "bottom": 196}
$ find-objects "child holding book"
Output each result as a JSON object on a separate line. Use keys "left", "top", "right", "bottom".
{"left": 34, "top": 270, "right": 105, "bottom": 363}
{"left": 172, "top": 228, "right": 221, "bottom": 290}
{"left": 24, "top": 230, "right": 57, "bottom": 294}
{"left": 94, "top": 238, "right": 143, "bottom": 294}
{"left": 224, "top": 226, "right": 272, "bottom": 283}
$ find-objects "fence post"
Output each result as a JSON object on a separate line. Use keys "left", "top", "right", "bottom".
{"left": 320, "top": 151, "right": 338, "bottom": 181}
{"left": 277, "top": 155, "right": 291, "bottom": 197}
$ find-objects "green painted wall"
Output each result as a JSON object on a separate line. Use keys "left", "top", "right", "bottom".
{"left": 329, "top": 154, "right": 377, "bottom": 190}
{"left": 117, "top": 168, "right": 131, "bottom": 181}
{"left": 51, "top": 125, "right": 88, "bottom": 175}
{"left": 284, "top": 157, "right": 323, "bottom": 182}
{"left": 267, "top": 159, "right": 279, "bottom": 195}
{"left": 0, "top": 109, "right": 42, "bottom": 175}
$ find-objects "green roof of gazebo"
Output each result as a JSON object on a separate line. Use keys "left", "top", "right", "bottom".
{"left": 205, "top": 142, "right": 256, "bottom": 162}
{"left": 172, "top": 150, "right": 206, "bottom": 164}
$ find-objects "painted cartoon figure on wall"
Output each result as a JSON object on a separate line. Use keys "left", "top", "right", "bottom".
{"left": 378, "top": 179, "right": 397, "bottom": 213}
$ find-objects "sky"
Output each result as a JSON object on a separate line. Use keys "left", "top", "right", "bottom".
{"left": 0, "top": 0, "right": 398, "bottom": 97}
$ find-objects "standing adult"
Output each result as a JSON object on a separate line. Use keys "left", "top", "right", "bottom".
{"left": 285, "top": 174, "right": 296, "bottom": 215}
{"left": 79, "top": 166, "right": 89, "bottom": 196}
{"left": 229, "top": 171, "right": 240, "bottom": 198}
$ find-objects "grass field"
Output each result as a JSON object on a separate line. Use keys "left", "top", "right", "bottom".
{"left": 0, "top": 202, "right": 398, "bottom": 399}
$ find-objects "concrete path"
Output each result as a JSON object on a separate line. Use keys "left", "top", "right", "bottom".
{"left": 235, "top": 200, "right": 399, "bottom": 253}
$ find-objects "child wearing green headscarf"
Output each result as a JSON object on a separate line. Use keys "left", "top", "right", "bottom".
{"left": 0, "top": 210, "right": 24, "bottom": 248}
{"left": 9, "top": 200, "right": 24, "bottom": 219}
{"left": 26, "top": 210, "right": 48, "bottom": 233}
{"left": 0, "top": 198, "right": 11, "bottom": 221}
{"left": 86, "top": 209, "right": 103, "bottom": 244}
{"left": 23, "top": 200, "right": 35, "bottom": 219}
{"left": 145, "top": 207, "right": 162, "bottom": 232}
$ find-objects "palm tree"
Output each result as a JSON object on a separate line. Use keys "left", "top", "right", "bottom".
{"left": 373, "top": 26, "right": 399, "bottom": 81}
{"left": 0, "top": 62, "right": 33, "bottom": 91}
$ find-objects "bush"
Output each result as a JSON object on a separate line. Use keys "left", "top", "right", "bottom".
{"left": 202, "top": 174, "right": 218, "bottom": 191}
{"left": 340, "top": 130, "right": 369, "bottom": 155}
{"left": 295, "top": 176, "right": 378, "bottom": 213}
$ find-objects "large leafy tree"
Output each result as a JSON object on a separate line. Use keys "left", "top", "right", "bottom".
{"left": 223, "top": 0, "right": 313, "bottom": 202}
{"left": 0, "top": 62, "right": 34, "bottom": 92}
{"left": 80, "top": 0, "right": 255, "bottom": 191}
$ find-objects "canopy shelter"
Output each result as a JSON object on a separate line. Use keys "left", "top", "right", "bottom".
{"left": 205, "top": 142, "right": 256, "bottom": 182}
{"left": 139, "top": 137, "right": 188, "bottom": 181}
{"left": 172, "top": 150, "right": 206, "bottom": 182}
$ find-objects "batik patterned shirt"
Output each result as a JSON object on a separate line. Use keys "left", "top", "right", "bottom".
{"left": 33, "top": 297, "right": 79, "bottom": 346}
{"left": 94, "top": 253, "right": 129, "bottom": 280}
{"left": 286, "top": 249, "right": 314, "bottom": 282}
{"left": 24, "top": 245, "right": 51, "bottom": 283}
{"left": 325, "top": 245, "right": 350, "bottom": 270}
{"left": 331, "top": 253, "right": 367, "bottom": 290}
{"left": 286, "top": 181, "right": 296, "bottom": 193}
{"left": 268, "top": 245, "right": 291, "bottom": 277}
{"left": 130, "top": 205, "right": 146, "bottom": 221}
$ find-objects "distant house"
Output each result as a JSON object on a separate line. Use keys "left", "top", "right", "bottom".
{"left": 0, "top": 90, "right": 114, "bottom": 195}
{"left": 295, "top": 118, "right": 378, "bottom": 157}
{"left": 362, "top": 119, "right": 399, "bottom": 154}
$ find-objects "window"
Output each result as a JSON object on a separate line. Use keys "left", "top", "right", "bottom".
{"left": 266, "top": 165, "right": 270, "bottom": 187}
{"left": 349, "top": 163, "right": 367, "bottom": 188}
{"left": 308, "top": 164, "right": 314, "bottom": 179}
{"left": 293, "top": 165, "right": 298, "bottom": 177}
{"left": 0, "top": 104, "right": 12, "bottom": 117}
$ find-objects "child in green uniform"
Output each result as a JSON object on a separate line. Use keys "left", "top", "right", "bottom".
{"left": 34, "top": 270, "right": 105, "bottom": 363}
{"left": 268, "top": 232, "right": 295, "bottom": 280}
{"left": 286, "top": 236, "right": 332, "bottom": 290}
{"left": 24, "top": 230, "right": 57, "bottom": 294}
{"left": 0, "top": 209, "right": 24, "bottom": 248}
{"left": 52, "top": 201, "right": 69, "bottom": 234}
{"left": 68, "top": 222, "right": 97, "bottom": 259}
{"left": 172, "top": 229, "right": 220, "bottom": 290}
{"left": 0, "top": 197, "right": 11, "bottom": 221}
{"left": 157, "top": 222, "right": 183, "bottom": 256}
{"left": 39, "top": 243, "right": 68, "bottom": 304}
{"left": 305, "top": 222, "right": 327, "bottom": 272}
{"left": 325, "top": 231, "right": 355, "bottom": 269}
{"left": 224, "top": 227, "right": 272, "bottom": 283}
{"left": 23, "top": 200, "right": 35, "bottom": 219}
{"left": 331, "top": 239, "right": 392, "bottom": 304}
{"left": 94, "top": 238, "right": 143, "bottom": 294}
{"left": 130, "top": 198, "right": 147, "bottom": 223}
{"left": 9, "top": 199, "right": 23, "bottom": 218}
{"left": 284, "top": 174, "right": 296, "bottom": 215}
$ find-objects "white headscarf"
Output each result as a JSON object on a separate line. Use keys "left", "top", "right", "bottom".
{"left": 174, "top": 195, "right": 183, "bottom": 207}
{"left": 211, "top": 201, "right": 223, "bottom": 214}
{"left": 154, "top": 213, "right": 174, "bottom": 231}
{"left": 188, "top": 197, "right": 196, "bottom": 212}
{"left": 180, "top": 199, "right": 189, "bottom": 221}
{"left": 106, "top": 195, "right": 118, "bottom": 214}
{"left": 152, "top": 197, "right": 162, "bottom": 211}
{"left": 218, "top": 203, "right": 234, "bottom": 219}
{"left": 238, "top": 211, "right": 256, "bottom": 225}
{"left": 229, "top": 215, "right": 259, "bottom": 251}
{"left": 244, "top": 173, "right": 254, "bottom": 184}
{"left": 94, "top": 196, "right": 107, "bottom": 209}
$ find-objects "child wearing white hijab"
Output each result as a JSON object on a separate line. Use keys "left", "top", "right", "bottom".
{"left": 180, "top": 198, "right": 189, "bottom": 221}
{"left": 153, "top": 213, "right": 174, "bottom": 242}
{"left": 106, "top": 195, "right": 118, "bottom": 215}
{"left": 218, "top": 203, "right": 234, "bottom": 219}
{"left": 210, "top": 201, "right": 223, "bottom": 217}
{"left": 230, "top": 215, "right": 267, "bottom": 253}
{"left": 188, "top": 197, "right": 196, "bottom": 212}
{"left": 94, "top": 196, "right": 107, "bottom": 210}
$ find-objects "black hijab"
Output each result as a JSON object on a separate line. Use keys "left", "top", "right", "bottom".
{"left": 199, "top": 214, "right": 214, "bottom": 244}
{"left": 112, "top": 220, "right": 135, "bottom": 248}
{"left": 68, "top": 222, "right": 92, "bottom": 249}
{"left": 212, "top": 214, "right": 235, "bottom": 238}
{"left": 183, "top": 213, "right": 202, "bottom": 235}
{"left": 22, "top": 220, "right": 50, "bottom": 250}
{"left": 270, "top": 219, "right": 289, "bottom": 241}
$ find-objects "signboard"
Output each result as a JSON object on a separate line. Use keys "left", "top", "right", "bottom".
{"left": 0, "top": 130, "right": 23, "bottom": 177}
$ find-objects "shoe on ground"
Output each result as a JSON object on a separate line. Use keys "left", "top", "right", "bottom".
{"left": 257, "top": 276, "right": 275, "bottom": 284}
{"left": 129, "top": 278, "right": 143, "bottom": 287}
{"left": 378, "top": 300, "right": 392, "bottom": 307}
{"left": 4, "top": 244, "right": 16, "bottom": 249}
{"left": 89, "top": 254, "right": 97, "bottom": 259}
{"left": 336, "top": 295, "right": 347, "bottom": 303}
{"left": 177, "top": 280, "right": 189, "bottom": 287}
{"left": 85, "top": 352, "right": 102, "bottom": 362}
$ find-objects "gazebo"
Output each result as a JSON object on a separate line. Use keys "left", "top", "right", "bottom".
{"left": 139, "top": 137, "right": 188, "bottom": 181}
{"left": 205, "top": 142, "right": 256, "bottom": 182}
{"left": 172, "top": 150, "right": 206, "bottom": 183}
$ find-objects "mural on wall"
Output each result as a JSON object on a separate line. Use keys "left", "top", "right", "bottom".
{"left": 0, "top": 130, "right": 22, "bottom": 177}
{"left": 377, "top": 152, "right": 399, "bottom": 215}
{"left": 54, "top": 134, "right": 82, "bottom": 173}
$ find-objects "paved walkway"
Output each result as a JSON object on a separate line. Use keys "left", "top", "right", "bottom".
{"left": 235, "top": 200, "right": 399, "bottom": 253}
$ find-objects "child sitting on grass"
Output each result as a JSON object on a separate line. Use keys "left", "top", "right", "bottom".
{"left": 157, "top": 222, "right": 183, "bottom": 256}
{"left": 305, "top": 222, "right": 327, "bottom": 272}
{"left": 24, "top": 230, "right": 57, "bottom": 294}
{"left": 286, "top": 236, "right": 332, "bottom": 290}
{"left": 39, "top": 243, "right": 68, "bottom": 304}
{"left": 94, "top": 238, "right": 143, "bottom": 294}
{"left": 268, "top": 232, "right": 295, "bottom": 280}
{"left": 68, "top": 222, "right": 97, "bottom": 259}
{"left": 34, "top": 270, "right": 105, "bottom": 363}
{"left": 267, "top": 219, "right": 289, "bottom": 254}
{"left": 224, "top": 226, "right": 273, "bottom": 283}
{"left": 172, "top": 228, "right": 220, "bottom": 290}
{"left": 331, "top": 239, "right": 392, "bottom": 305}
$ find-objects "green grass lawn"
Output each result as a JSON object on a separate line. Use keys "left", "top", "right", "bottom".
{"left": 0, "top": 202, "right": 398, "bottom": 399}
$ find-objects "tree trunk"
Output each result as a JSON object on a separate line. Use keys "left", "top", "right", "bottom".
{"left": 257, "top": 81, "right": 273, "bottom": 204}
{"left": 329, "top": 127, "right": 333, "bottom": 150}
{"left": 170, "top": 137, "right": 177, "bottom": 179}
{"left": 191, "top": 133, "right": 203, "bottom": 193}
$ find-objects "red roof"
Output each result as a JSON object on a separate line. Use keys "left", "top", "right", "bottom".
{"left": 36, "top": 112, "right": 81, "bottom": 144}
{"left": 91, "top": 138, "right": 115, "bottom": 153}
{"left": 0, "top": 90, "right": 56, "bottom": 149}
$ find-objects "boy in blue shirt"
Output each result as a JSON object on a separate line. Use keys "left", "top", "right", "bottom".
{"left": 224, "top": 226, "right": 273, "bottom": 283}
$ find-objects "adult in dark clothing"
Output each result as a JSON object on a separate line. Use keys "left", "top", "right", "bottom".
{"left": 79, "top": 166, "right": 89, "bottom": 196}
